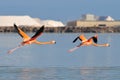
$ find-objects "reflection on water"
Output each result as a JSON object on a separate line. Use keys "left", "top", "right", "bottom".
{"left": 0, "top": 66, "right": 120, "bottom": 80}
{"left": 80, "top": 67, "right": 120, "bottom": 80}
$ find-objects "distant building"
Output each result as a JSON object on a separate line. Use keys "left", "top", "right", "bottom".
{"left": 81, "top": 14, "right": 114, "bottom": 21}
{"left": 81, "top": 14, "right": 96, "bottom": 21}
{"left": 67, "top": 14, "right": 120, "bottom": 27}
{"left": 0, "top": 15, "right": 41, "bottom": 27}
{"left": 98, "top": 16, "right": 114, "bottom": 21}
{"left": 67, "top": 20, "right": 120, "bottom": 27}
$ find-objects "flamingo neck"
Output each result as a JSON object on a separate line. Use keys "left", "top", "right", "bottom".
{"left": 92, "top": 43, "right": 110, "bottom": 47}
{"left": 34, "top": 40, "right": 55, "bottom": 45}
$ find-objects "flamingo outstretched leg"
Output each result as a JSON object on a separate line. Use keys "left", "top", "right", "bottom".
{"left": 8, "top": 45, "right": 23, "bottom": 54}
{"left": 68, "top": 46, "right": 80, "bottom": 52}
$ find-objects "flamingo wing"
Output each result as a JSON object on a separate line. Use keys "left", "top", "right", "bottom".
{"left": 31, "top": 25, "right": 44, "bottom": 40}
{"left": 14, "top": 24, "right": 30, "bottom": 41}
{"left": 88, "top": 35, "right": 98, "bottom": 43}
{"left": 73, "top": 34, "right": 87, "bottom": 43}
{"left": 79, "top": 34, "right": 87, "bottom": 42}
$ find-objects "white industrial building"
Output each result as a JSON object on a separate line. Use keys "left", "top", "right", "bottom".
{"left": 81, "top": 14, "right": 96, "bottom": 21}
{"left": 0, "top": 15, "right": 65, "bottom": 27}
{"left": 98, "top": 16, "right": 114, "bottom": 21}
{"left": 0, "top": 15, "right": 41, "bottom": 27}
{"left": 81, "top": 14, "right": 114, "bottom": 21}
{"left": 34, "top": 19, "right": 65, "bottom": 27}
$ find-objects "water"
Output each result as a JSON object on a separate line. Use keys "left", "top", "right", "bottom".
{"left": 0, "top": 66, "right": 120, "bottom": 80}
{"left": 0, "top": 33, "right": 120, "bottom": 80}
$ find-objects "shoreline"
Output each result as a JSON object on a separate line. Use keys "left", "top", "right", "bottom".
{"left": 0, "top": 26, "right": 120, "bottom": 33}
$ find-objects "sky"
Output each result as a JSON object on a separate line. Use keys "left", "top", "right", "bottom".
{"left": 0, "top": 0, "right": 120, "bottom": 23}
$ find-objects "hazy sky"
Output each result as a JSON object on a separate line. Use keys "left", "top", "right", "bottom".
{"left": 0, "top": 0, "right": 119, "bottom": 23}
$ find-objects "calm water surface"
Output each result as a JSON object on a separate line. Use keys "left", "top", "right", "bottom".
{"left": 0, "top": 33, "right": 120, "bottom": 80}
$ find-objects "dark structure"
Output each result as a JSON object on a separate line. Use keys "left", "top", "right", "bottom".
{"left": 0, "top": 26, "right": 120, "bottom": 33}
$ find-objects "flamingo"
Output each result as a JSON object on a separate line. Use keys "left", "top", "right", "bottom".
{"left": 68, "top": 34, "right": 110, "bottom": 52}
{"left": 8, "top": 24, "right": 56, "bottom": 54}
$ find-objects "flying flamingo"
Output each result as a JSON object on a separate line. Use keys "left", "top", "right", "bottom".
{"left": 8, "top": 24, "right": 56, "bottom": 54}
{"left": 68, "top": 34, "right": 110, "bottom": 52}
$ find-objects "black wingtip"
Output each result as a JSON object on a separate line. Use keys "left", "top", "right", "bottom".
{"left": 92, "top": 36, "right": 97, "bottom": 43}
{"left": 13, "top": 23, "right": 18, "bottom": 30}
{"left": 31, "top": 25, "right": 45, "bottom": 38}
{"left": 73, "top": 37, "right": 79, "bottom": 43}
{"left": 40, "top": 25, "right": 45, "bottom": 32}
{"left": 14, "top": 23, "right": 17, "bottom": 27}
